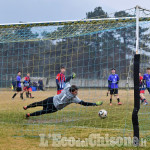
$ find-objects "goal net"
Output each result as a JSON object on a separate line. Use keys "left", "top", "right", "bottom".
{"left": 0, "top": 6, "right": 150, "bottom": 147}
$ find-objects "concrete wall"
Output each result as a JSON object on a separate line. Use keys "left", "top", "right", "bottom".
{"left": 32, "top": 78, "right": 134, "bottom": 88}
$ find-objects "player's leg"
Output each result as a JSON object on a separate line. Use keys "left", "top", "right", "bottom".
{"left": 25, "top": 97, "right": 57, "bottom": 118}
{"left": 28, "top": 88, "right": 34, "bottom": 98}
{"left": 107, "top": 89, "right": 110, "bottom": 96}
{"left": 12, "top": 92, "right": 18, "bottom": 99}
{"left": 140, "top": 90, "right": 144, "bottom": 104}
{"left": 24, "top": 100, "right": 46, "bottom": 109}
{"left": 23, "top": 97, "right": 52, "bottom": 109}
{"left": 26, "top": 91, "right": 29, "bottom": 98}
{"left": 140, "top": 91, "right": 148, "bottom": 105}
{"left": 26, "top": 107, "right": 57, "bottom": 118}
{"left": 114, "top": 89, "right": 122, "bottom": 105}
{"left": 12, "top": 87, "right": 22, "bottom": 99}
{"left": 110, "top": 89, "right": 113, "bottom": 105}
{"left": 20, "top": 91, "right": 24, "bottom": 100}
{"left": 26, "top": 109, "right": 47, "bottom": 117}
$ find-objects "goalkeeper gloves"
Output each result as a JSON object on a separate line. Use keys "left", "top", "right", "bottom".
{"left": 96, "top": 101, "right": 103, "bottom": 106}
{"left": 72, "top": 72, "right": 76, "bottom": 79}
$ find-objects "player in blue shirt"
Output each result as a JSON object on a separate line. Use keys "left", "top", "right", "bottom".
{"left": 108, "top": 68, "right": 122, "bottom": 105}
{"left": 12, "top": 71, "right": 24, "bottom": 100}
{"left": 139, "top": 72, "right": 148, "bottom": 105}
{"left": 143, "top": 68, "right": 150, "bottom": 95}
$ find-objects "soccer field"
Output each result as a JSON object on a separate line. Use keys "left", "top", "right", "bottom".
{"left": 0, "top": 89, "right": 150, "bottom": 149}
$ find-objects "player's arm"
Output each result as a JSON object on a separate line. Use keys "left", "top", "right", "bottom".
{"left": 73, "top": 97, "right": 103, "bottom": 106}
{"left": 143, "top": 75, "right": 146, "bottom": 86}
{"left": 16, "top": 77, "right": 21, "bottom": 85}
{"left": 65, "top": 72, "right": 76, "bottom": 83}
{"left": 56, "top": 74, "right": 60, "bottom": 89}
{"left": 108, "top": 75, "right": 112, "bottom": 85}
{"left": 78, "top": 100, "right": 103, "bottom": 106}
{"left": 116, "top": 75, "right": 119, "bottom": 84}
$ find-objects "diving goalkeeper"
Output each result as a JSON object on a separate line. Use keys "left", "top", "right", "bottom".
{"left": 23, "top": 81, "right": 103, "bottom": 118}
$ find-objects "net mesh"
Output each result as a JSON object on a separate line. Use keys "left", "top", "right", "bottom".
{"left": 0, "top": 6, "right": 150, "bottom": 145}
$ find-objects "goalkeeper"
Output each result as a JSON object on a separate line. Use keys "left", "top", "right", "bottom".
{"left": 23, "top": 78, "right": 103, "bottom": 118}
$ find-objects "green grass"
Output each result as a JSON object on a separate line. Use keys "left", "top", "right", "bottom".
{"left": 0, "top": 89, "right": 150, "bottom": 149}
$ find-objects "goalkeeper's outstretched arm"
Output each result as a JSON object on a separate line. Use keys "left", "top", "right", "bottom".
{"left": 65, "top": 72, "right": 76, "bottom": 83}
{"left": 78, "top": 100, "right": 103, "bottom": 106}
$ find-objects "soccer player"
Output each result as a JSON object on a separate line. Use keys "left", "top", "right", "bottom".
{"left": 56, "top": 65, "right": 76, "bottom": 94}
{"left": 23, "top": 73, "right": 34, "bottom": 98}
{"left": 23, "top": 82, "right": 103, "bottom": 118}
{"left": 108, "top": 68, "right": 122, "bottom": 105}
{"left": 143, "top": 68, "right": 150, "bottom": 95}
{"left": 12, "top": 71, "right": 24, "bottom": 100}
{"left": 139, "top": 72, "right": 148, "bottom": 105}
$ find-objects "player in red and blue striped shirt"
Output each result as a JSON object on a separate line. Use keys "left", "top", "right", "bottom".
{"left": 23, "top": 73, "right": 34, "bottom": 98}
{"left": 56, "top": 66, "right": 76, "bottom": 94}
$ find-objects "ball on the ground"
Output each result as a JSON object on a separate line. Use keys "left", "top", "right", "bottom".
{"left": 98, "top": 109, "right": 107, "bottom": 119}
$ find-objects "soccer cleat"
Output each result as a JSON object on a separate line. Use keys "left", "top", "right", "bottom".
{"left": 118, "top": 102, "right": 122, "bottom": 105}
{"left": 30, "top": 97, "right": 34, "bottom": 99}
{"left": 26, "top": 113, "right": 30, "bottom": 118}
{"left": 23, "top": 106, "right": 27, "bottom": 110}
{"left": 143, "top": 102, "right": 148, "bottom": 105}
{"left": 110, "top": 103, "right": 112, "bottom": 106}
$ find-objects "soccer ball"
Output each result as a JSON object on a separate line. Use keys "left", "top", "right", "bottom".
{"left": 98, "top": 109, "right": 107, "bottom": 119}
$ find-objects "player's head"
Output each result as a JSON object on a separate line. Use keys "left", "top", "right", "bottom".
{"left": 147, "top": 68, "right": 150, "bottom": 74}
{"left": 69, "top": 85, "right": 78, "bottom": 96}
{"left": 27, "top": 73, "right": 30, "bottom": 77}
{"left": 60, "top": 65, "right": 66, "bottom": 74}
{"left": 18, "top": 71, "right": 21, "bottom": 76}
{"left": 139, "top": 72, "right": 141, "bottom": 76}
{"left": 111, "top": 68, "right": 116, "bottom": 74}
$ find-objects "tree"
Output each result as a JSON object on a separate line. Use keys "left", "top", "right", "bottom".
{"left": 86, "top": 6, "right": 108, "bottom": 19}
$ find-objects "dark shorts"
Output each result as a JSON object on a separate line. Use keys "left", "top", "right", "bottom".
{"left": 147, "top": 88, "right": 150, "bottom": 94}
{"left": 110, "top": 89, "right": 118, "bottom": 95}
{"left": 43, "top": 97, "right": 57, "bottom": 112}
{"left": 16, "top": 87, "right": 22, "bottom": 92}
{"left": 108, "top": 87, "right": 111, "bottom": 91}
{"left": 23, "top": 86, "right": 30, "bottom": 91}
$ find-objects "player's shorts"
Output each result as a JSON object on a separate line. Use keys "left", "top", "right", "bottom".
{"left": 57, "top": 90, "right": 63, "bottom": 95}
{"left": 108, "top": 87, "right": 111, "bottom": 91}
{"left": 140, "top": 90, "right": 145, "bottom": 94}
{"left": 110, "top": 89, "right": 118, "bottom": 95}
{"left": 16, "top": 87, "right": 22, "bottom": 92}
{"left": 140, "top": 88, "right": 145, "bottom": 94}
{"left": 23, "top": 86, "right": 30, "bottom": 91}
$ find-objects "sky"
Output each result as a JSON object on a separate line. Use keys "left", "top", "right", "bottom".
{"left": 0, "top": 0, "right": 150, "bottom": 24}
